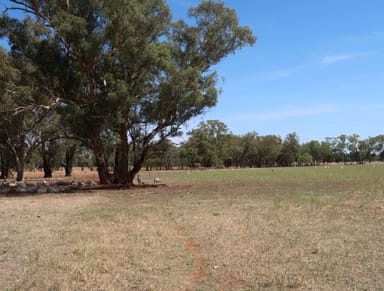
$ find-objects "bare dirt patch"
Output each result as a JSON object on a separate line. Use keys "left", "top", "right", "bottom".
{"left": 173, "top": 221, "right": 205, "bottom": 285}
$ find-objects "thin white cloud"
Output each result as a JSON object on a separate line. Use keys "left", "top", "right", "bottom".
{"left": 320, "top": 51, "right": 378, "bottom": 65}
{"left": 260, "top": 62, "right": 311, "bottom": 81}
{"left": 229, "top": 104, "right": 340, "bottom": 121}
{"left": 263, "top": 67, "right": 297, "bottom": 80}
{"left": 261, "top": 50, "right": 380, "bottom": 80}
{"left": 321, "top": 54, "right": 355, "bottom": 64}
{"left": 342, "top": 30, "right": 384, "bottom": 43}
{"left": 227, "top": 102, "right": 384, "bottom": 123}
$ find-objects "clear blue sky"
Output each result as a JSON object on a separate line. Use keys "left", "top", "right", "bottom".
{"left": 2, "top": 1, "right": 384, "bottom": 142}
{"left": 170, "top": 0, "right": 384, "bottom": 142}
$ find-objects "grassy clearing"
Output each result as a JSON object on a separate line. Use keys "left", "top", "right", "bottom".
{"left": 1, "top": 165, "right": 384, "bottom": 290}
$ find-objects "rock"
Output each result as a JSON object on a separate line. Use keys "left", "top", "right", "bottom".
{"left": 15, "top": 182, "right": 26, "bottom": 193}
{"left": 0, "top": 186, "right": 10, "bottom": 194}
{"left": 47, "top": 186, "right": 61, "bottom": 193}
{"left": 36, "top": 183, "right": 47, "bottom": 193}
{"left": 25, "top": 183, "right": 37, "bottom": 193}
{"left": 0, "top": 179, "right": 97, "bottom": 194}
{"left": 85, "top": 180, "right": 97, "bottom": 186}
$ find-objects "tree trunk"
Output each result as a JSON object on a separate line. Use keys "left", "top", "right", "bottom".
{"left": 114, "top": 122, "right": 129, "bottom": 184}
{"left": 14, "top": 143, "right": 25, "bottom": 181}
{"left": 128, "top": 143, "right": 150, "bottom": 185}
{"left": 128, "top": 163, "right": 142, "bottom": 185}
{"left": 43, "top": 155, "right": 53, "bottom": 178}
{"left": 0, "top": 150, "right": 10, "bottom": 179}
{"left": 0, "top": 167, "right": 9, "bottom": 179}
{"left": 64, "top": 161, "right": 72, "bottom": 177}
{"left": 90, "top": 135, "right": 112, "bottom": 184}
{"left": 15, "top": 157, "right": 24, "bottom": 181}
{"left": 2, "top": 146, "right": 22, "bottom": 180}
{"left": 127, "top": 130, "right": 158, "bottom": 185}
{"left": 65, "top": 145, "right": 76, "bottom": 176}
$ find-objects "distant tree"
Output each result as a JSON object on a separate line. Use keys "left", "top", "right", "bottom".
{"left": 297, "top": 152, "right": 313, "bottom": 166}
{"left": 356, "top": 139, "right": 369, "bottom": 164}
{"left": 39, "top": 140, "right": 57, "bottom": 178}
{"left": 179, "top": 144, "right": 199, "bottom": 168}
{"left": 278, "top": 132, "right": 300, "bottom": 166}
{"left": 305, "top": 140, "right": 322, "bottom": 165}
{"left": 326, "top": 135, "right": 348, "bottom": 163}
{"left": 183, "top": 120, "right": 231, "bottom": 168}
{"left": 337, "top": 134, "right": 348, "bottom": 163}
{"left": 201, "top": 120, "right": 233, "bottom": 168}
{"left": 257, "top": 135, "right": 282, "bottom": 167}
{"left": 347, "top": 134, "right": 360, "bottom": 163}
{"left": 0, "top": 47, "right": 17, "bottom": 179}
{"left": 145, "top": 139, "right": 178, "bottom": 170}
{"left": 0, "top": 143, "right": 14, "bottom": 179}
{"left": 368, "top": 135, "right": 384, "bottom": 162}
{"left": 76, "top": 149, "right": 96, "bottom": 169}
{"left": 320, "top": 141, "right": 333, "bottom": 163}
{"left": 223, "top": 134, "right": 242, "bottom": 167}
{"left": 0, "top": 19, "right": 56, "bottom": 181}
{"left": 63, "top": 141, "right": 78, "bottom": 176}
{"left": 238, "top": 132, "right": 259, "bottom": 167}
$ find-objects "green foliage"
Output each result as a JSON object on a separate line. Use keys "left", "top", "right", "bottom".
{"left": 182, "top": 120, "right": 232, "bottom": 168}
{"left": 0, "top": 16, "right": 58, "bottom": 180}
{"left": 279, "top": 132, "right": 300, "bottom": 166}
{"left": 144, "top": 139, "right": 179, "bottom": 170}
{"left": 238, "top": 132, "right": 259, "bottom": 167}
{"left": 257, "top": 135, "right": 283, "bottom": 167}
{"left": 1, "top": 0, "right": 256, "bottom": 183}
{"left": 297, "top": 152, "right": 313, "bottom": 166}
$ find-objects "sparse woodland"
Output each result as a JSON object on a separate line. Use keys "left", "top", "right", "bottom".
{"left": 1, "top": 1, "right": 383, "bottom": 183}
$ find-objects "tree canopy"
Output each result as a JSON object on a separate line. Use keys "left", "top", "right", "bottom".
{"left": 1, "top": 0, "right": 256, "bottom": 183}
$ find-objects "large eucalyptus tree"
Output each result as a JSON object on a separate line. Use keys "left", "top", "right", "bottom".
{"left": 3, "top": 0, "right": 255, "bottom": 184}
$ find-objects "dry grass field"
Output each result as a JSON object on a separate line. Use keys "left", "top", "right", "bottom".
{"left": 1, "top": 165, "right": 384, "bottom": 290}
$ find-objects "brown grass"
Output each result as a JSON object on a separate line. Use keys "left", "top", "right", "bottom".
{"left": 1, "top": 166, "right": 384, "bottom": 290}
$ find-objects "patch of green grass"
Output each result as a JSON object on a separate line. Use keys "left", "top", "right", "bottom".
{"left": 141, "top": 164, "right": 384, "bottom": 189}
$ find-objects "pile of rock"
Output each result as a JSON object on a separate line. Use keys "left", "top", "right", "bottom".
{"left": 0, "top": 180, "right": 98, "bottom": 195}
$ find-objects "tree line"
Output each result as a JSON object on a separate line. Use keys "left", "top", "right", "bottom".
{"left": 1, "top": 112, "right": 383, "bottom": 178}
{"left": 0, "top": 0, "right": 255, "bottom": 183}
{"left": 145, "top": 120, "right": 384, "bottom": 170}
